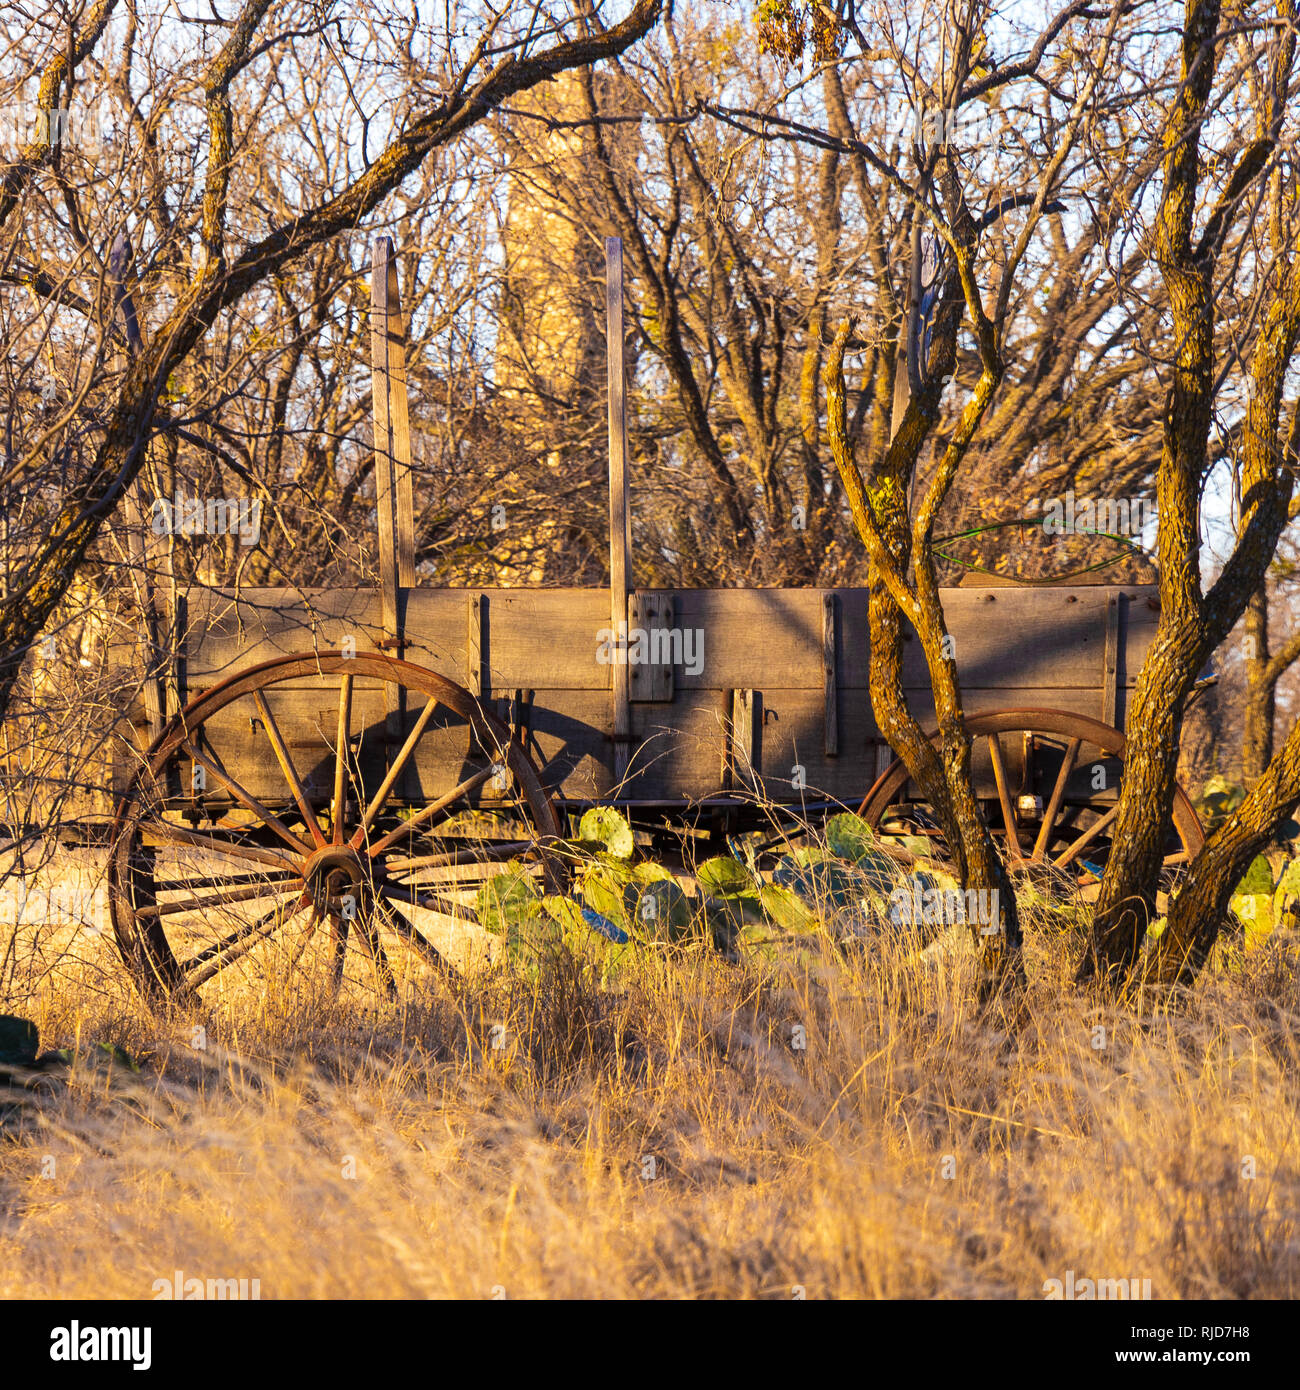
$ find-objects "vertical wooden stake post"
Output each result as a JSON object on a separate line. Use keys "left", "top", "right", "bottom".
{"left": 109, "top": 232, "right": 167, "bottom": 743}
{"left": 607, "top": 238, "right": 633, "bottom": 785}
{"left": 371, "top": 236, "right": 416, "bottom": 751}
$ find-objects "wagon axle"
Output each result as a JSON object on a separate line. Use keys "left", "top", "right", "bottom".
{"left": 302, "top": 845, "right": 371, "bottom": 913}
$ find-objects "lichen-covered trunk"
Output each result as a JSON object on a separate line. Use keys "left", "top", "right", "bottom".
{"left": 1076, "top": 0, "right": 1215, "bottom": 984}
{"left": 1242, "top": 586, "right": 1275, "bottom": 782}
{"left": 1086, "top": 0, "right": 1300, "bottom": 993}
{"left": 826, "top": 320, "right": 1021, "bottom": 990}
{"left": 863, "top": 577, "right": 1021, "bottom": 985}
{"left": 1078, "top": 634, "right": 1195, "bottom": 980}
{"left": 1151, "top": 713, "right": 1300, "bottom": 982}
{"left": 915, "top": 618, "right": 1022, "bottom": 985}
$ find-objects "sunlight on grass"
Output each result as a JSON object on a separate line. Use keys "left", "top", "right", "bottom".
{"left": 2, "top": 877, "right": 1298, "bottom": 1299}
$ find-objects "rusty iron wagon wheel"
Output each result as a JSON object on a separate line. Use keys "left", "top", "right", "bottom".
{"left": 858, "top": 708, "right": 1204, "bottom": 906}
{"left": 108, "top": 651, "right": 565, "bottom": 1002}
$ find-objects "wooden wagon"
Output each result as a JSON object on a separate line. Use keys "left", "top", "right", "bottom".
{"left": 104, "top": 239, "right": 1205, "bottom": 998}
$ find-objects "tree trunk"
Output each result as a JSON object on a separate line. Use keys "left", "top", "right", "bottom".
{"left": 1151, "top": 711, "right": 1300, "bottom": 983}
{"left": 1081, "top": 0, "right": 1300, "bottom": 986}
{"left": 1242, "top": 585, "right": 1274, "bottom": 782}
{"left": 826, "top": 320, "right": 1023, "bottom": 993}
{"left": 1079, "top": 631, "right": 1201, "bottom": 981}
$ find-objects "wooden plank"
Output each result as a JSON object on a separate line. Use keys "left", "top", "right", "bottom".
{"left": 497, "top": 687, "right": 614, "bottom": 798}
{"left": 448, "top": 589, "right": 609, "bottom": 689}
{"left": 109, "top": 231, "right": 167, "bottom": 742}
{"left": 123, "top": 507, "right": 165, "bottom": 741}
{"left": 672, "top": 590, "right": 832, "bottom": 691}
{"left": 169, "top": 592, "right": 187, "bottom": 720}
{"left": 182, "top": 685, "right": 519, "bottom": 808}
{"left": 607, "top": 238, "right": 632, "bottom": 781}
{"left": 723, "top": 689, "right": 761, "bottom": 790}
{"left": 616, "top": 683, "right": 869, "bottom": 804}
{"left": 738, "top": 689, "right": 760, "bottom": 784}
{"left": 184, "top": 679, "right": 1114, "bottom": 809}
{"left": 371, "top": 236, "right": 416, "bottom": 604}
{"left": 181, "top": 585, "right": 1163, "bottom": 697}
{"left": 466, "top": 594, "right": 488, "bottom": 698}
{"left": 902, "top": 587, "right": 1156, "bottom": 692}
{"left": 182, "top": 588, "right": 393, "bottom": 683}
{"left": 1102, "top": 592, "right": 1122, "bottom": 729}
{"left": 184, "top": 588, "right": 597, "bottom": 684}
{"left": 719, "top": 691, "right": 732, "bottom": 792}
{"left": 371, "top": 236, "right": 414, "bottom": 752}
{"left": 629, "top": 591, "right": 674, "bottom": 702}
{"left": 822, "top": 592, "right": 839, "bottom": 756}
{"left": 662, "top": 586, "right": 1158, "bottom": 691}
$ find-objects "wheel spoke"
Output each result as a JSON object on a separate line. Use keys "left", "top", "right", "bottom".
{"left": 140, "top": 818, "right": 301, "bottom": 873}
{"left": 285, "top": 904, "right": 324, "bottom": 974}
{"left": 986, "top": 732, "right": 1021, "bottom": 864}
{"left": 137, "top": 877, "right": 302, "bottom": 920}
{"left": 373, "top": 894, "right": 451, "bottom": 975}
{"left": 253, "top": 689, "right": 327, "bottom": 847}
{"left": 364, "top": 765, "right": 495, "bottom": 856}
{"left": 181, "top": 738, "right": 314, "bottom": 858}
{"left": 383, "top": 839, "right": 537, "bottom": 873}
{"left": 386, "top": 864, "right": 536, "bottom": 892}
{"left": 328, "top": 910, "right": 349, "bottom": 991}
{"left": 1054, "top": 802, "right": 1120, "bottom": 869}
{"left": 355, "top": 695, "right": 439, "bottom": 841}
{"left": 332, "top": 672, "right": 354, "bottom": 845}
{"left": 1031, "top": 736, "right": 1082, "bottom": 862}
{"left": 179, "top": 892, "right": 309, "bottom": 989}
{"left": 357, "top": 905, "right": 397, "bottom": 999}
{"left": 376, "top": 878, "right": 477, "bottom": 923}
{"left": 155, "top": 870, "right": 302, "bottom": 892}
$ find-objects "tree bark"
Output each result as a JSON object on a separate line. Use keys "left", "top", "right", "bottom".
{"left": 825, "top": 322, "right": 1023, "bottom": 989}
{"left": 1081, "top": 0, "right": 1300, "bottom": 986}
{"left": 1151, "top": 712, "right": 1300, "bottom": 983}
{"left": 1242, "top": 585, "right": 1274, "bottom": 782}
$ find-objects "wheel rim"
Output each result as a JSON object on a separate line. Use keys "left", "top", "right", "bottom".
{"left": 858, "top": 708, "right": 1203, "bottom": 900}
{"left": 108, "top": 651, "right": 564, "bottom": 1000}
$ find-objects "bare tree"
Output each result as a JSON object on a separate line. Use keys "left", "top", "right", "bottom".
{"left": 1085, "top": 0, "right": 1300, "bottom": 987}
{"left": 721, "top": 0, "right": 1130, "bottom": 989}
{"left": 0, "top": 0, "right": 664, "bottom": 738}
{"left": 734, "top": 0, "right": 1300, "bottom": 992}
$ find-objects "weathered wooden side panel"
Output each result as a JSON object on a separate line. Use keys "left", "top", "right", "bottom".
{"left": 621, "top": 685, "right": 1109, "bottom": 803}
{"left": 899, "top": 588, "right": 1157, "bottom": 696}
{"left": 183, "top": 588, "right": 611, "bottom": 689}
{"left": 172, "top": 585, "right": 1158, "bottom": 806}
{"left": 184, "top": 586, "right": 1158, "bottom": 689}
{"left": 165, "top": 685, "right": 511, "bottom": 807}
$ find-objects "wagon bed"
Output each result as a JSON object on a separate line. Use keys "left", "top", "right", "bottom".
{"left": 142, "top": 581, "right": 1158, "bottom": 811}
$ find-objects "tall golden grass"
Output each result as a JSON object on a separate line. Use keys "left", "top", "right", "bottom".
{"left": 1, "top": 880, "right": 1298, "bottom": 1300}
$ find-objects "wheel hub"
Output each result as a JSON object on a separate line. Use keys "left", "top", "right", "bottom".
{"left": 303, "top": 844, "right": 371, "bottom": 911}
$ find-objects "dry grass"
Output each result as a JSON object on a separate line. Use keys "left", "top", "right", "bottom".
{"left": 2, "top": 866, "right": 1299, "bottom": 1300}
